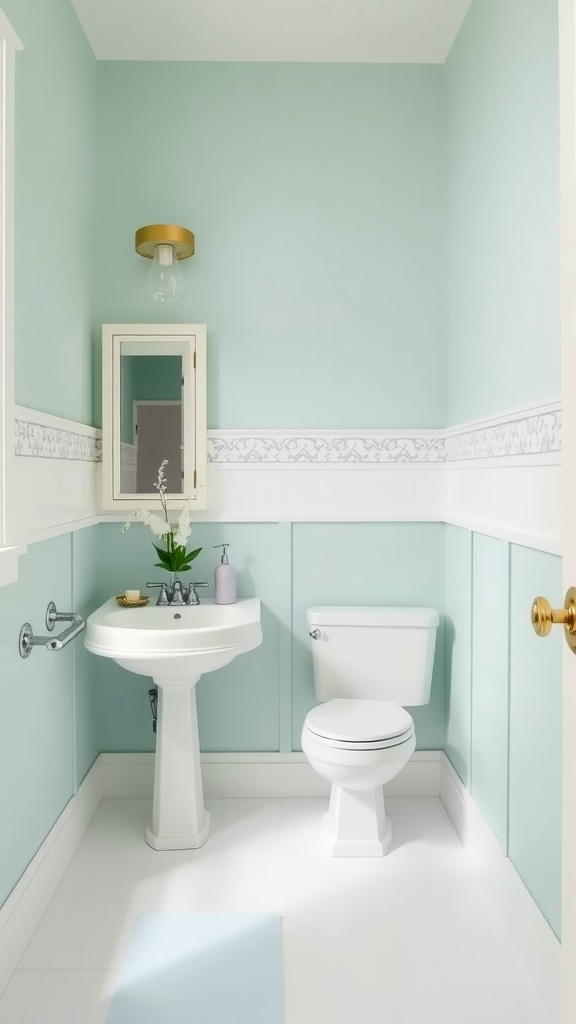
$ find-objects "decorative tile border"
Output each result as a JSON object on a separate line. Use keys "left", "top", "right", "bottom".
{"left": 15, "top": 418, "right": 101, "bottom": 461}
{"left": 445, "top": 405, "right": 561, "bottom": 462}
{"left": 207, "top": 432, "right": 445, "bottom": 465}
{"left": 13, "top": 402, "right": 561, "bottom": 466}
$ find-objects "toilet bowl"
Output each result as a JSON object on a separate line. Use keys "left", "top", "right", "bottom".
{"left": 301, "top": 698, "right": 416, "bottom": 856}
{"left": 302, "top": 605, "right": 439, "bottom": 858}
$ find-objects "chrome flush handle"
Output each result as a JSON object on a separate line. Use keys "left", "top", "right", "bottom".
{"left": 309, "top": 629, "right": 321, "bottom": 640}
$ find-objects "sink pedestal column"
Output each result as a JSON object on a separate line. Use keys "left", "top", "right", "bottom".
{"left": 145, "top": 676, "right": 211, "bottom": 851}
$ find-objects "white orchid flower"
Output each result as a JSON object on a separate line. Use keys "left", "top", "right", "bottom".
{"left": 173, "top": 504, "right": 192, "bottom": 547}
{"left": 147, "top": 513, "right": 172, "bottom": 537}
{"left": 123, "top": 508, "right": 170, "bottom": 537}
{"left": 122, "top": 460, "right": 201, "bottom": 574}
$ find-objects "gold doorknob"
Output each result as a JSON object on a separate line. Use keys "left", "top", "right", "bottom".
{"left": 531, "top": 587, "right": 576, "bottom": 652}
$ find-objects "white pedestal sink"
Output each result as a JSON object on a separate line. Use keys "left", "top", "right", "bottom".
{"left": 85, "top": 597, "right": 262, "bottom": 850}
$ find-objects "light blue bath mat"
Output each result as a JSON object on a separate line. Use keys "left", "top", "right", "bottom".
{"left": 106, "top": 913, "right": 284, "bottom": 1024}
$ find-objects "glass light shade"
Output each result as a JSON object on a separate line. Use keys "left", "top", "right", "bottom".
{"left": 148, "top": 243, "right": 183, "bottom": 302}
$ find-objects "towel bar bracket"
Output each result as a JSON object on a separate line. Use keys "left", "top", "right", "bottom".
{"left": 19, "top": 602, "right": 86, "bottom": 659}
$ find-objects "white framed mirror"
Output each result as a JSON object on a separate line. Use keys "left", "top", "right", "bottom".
{"left": 101, "top": 323, "right": 207, "bottom": 510}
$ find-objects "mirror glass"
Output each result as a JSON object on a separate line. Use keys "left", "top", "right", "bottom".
{"left": 120, "top": 350, "right": 183, "bottom": 494}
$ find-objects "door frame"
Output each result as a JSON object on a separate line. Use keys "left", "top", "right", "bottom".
{"left": 559, "top": 0, "right": 576, "bottom": 1019}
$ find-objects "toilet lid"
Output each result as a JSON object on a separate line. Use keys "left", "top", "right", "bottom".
{"left": 305, "top": 699, "right": 413, "bottom": 744}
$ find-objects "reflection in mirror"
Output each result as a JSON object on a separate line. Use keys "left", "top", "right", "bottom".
{"left": 120, "top": 352, "right": 183, "bottom": 494}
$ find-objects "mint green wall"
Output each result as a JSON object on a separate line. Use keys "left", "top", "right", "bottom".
{"left": 444, "top": 526, "right": 472, "bottom": 783}
{"left": 0, "top": 530, "right": 100, "bottom": 907}
{"left": 444, "top": 527, "right": 562, "bottom": 938}
{"left": 444, "top": 0, "right": 560, "bottom": 424}
{"left": 95, "top": 522, "right": 445, "bottom": 754}
{"left": 509, "top": 545, "right": 562, "bottom": 937}
{"left": 3, "top": 0, "right": 97, "bottom": 424}
{"left": 0, "top": 0, "right": 100, "bottom": 913}
{"left": 470, "top": 534, "right": 510, "bottom": 850}
{"left": 96, "top": 63, "right": 445, "bottom": 430}
{"left": 72, "top": 528, "right": 101, "bottom": 782}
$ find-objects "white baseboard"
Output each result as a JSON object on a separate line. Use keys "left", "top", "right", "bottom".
{"left": 99, "top": 749, "right": 442, "bottom": 800}
{"left": 439, "top": 753, "right": 561, "bottom": 973}
{"left": 0, "top": 760, "right": 103, "bottom": 995}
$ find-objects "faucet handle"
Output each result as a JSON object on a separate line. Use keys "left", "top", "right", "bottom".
{"left": 146, "top": 582, "right": 169, "bottom": 606}
{"left": 186, "top": 582, "right": 209, "bottom": 605}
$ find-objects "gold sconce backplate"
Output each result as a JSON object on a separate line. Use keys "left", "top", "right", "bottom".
{"left": 531, "top": 587, "right": 576, "bottom": 653}
{"left": 135, "top": 224, "right": 195, "bottom": 260}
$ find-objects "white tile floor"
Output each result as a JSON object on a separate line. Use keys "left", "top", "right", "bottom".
{"left": 0, "top": 796, "right": 561, "bottom": 1023}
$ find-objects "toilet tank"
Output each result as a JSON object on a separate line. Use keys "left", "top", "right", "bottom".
{"left": 307, "top": 606, "right": 439, "bottom": 706}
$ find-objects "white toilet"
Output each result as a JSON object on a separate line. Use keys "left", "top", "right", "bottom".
{"left": 301, "top": 605, "right": 439, "bottom": 857}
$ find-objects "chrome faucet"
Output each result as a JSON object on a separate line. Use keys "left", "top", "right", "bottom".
{"left": 187, "top": 582, "right": 209, "bottom": 606}
{"left": 146, "top": 580, "right": 209, "bottom": 606}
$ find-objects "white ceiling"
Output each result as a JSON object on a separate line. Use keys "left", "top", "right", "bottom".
{"left": 69, "top": 0, "right": 473, "bottom": 63}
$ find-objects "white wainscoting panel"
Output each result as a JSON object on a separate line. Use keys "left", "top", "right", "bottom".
{"left": 12, "top": 401, "right": 563, "bottom": 553}
{"left": 204, "top": 463, "right": 445, "bottom": 522}
{"left": 14, "top": 407, "right": 100, "bottom": 544}
{"left": 443, "top": 400, "right": 561, "bottom": 554}
{"left": 444, "top": 462, "right": 561, "bottom": 553}
{"left": 14, "top": 457, "right": 100, "bottom": 543}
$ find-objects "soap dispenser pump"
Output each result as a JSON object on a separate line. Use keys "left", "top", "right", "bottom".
{"left": 213, "top": 544, "right": 236, "bottom": 605}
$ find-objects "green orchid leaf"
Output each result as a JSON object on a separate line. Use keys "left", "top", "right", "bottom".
{"left": 152, "top": 543, "right": 172, "bottom": 564}
{"left": 185, "top": 547, "right": 202, "bottom": 562}
{"left": 155, "top": 558, "right": 173, "bottom": 571}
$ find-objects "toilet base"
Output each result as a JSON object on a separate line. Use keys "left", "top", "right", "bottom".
{"left": 323, "top": 784, "right": 392, "bottom": 857}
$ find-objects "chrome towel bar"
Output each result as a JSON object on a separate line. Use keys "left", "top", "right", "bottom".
{"left": 19, "top": 601, "right": 86, "bottom": 658}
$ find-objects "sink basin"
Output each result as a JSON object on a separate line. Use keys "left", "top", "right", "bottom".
{"left": 85, "top": 596, "right": 262, "bottom": 852}
{"left": 85, "top": 597, "right": 262, "bottom": 677}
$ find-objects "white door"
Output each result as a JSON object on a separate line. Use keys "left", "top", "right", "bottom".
{"left": 557, "top": 2, "right": 575, "bottom": 1019}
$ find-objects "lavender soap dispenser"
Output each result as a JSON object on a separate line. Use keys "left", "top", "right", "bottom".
{"left": 213, "top": 544, "right": 237, "bottom": 605}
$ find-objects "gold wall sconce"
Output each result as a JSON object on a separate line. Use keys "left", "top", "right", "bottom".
{"left": 135, "top": 224, "right": 195, "bottom": 303}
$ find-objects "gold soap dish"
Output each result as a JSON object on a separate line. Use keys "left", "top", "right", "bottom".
{"left": 115, "top": 595, "right": 150, "bottom": 608}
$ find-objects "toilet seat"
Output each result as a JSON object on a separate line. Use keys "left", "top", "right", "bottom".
{"left": 304, "top": 698, "right": 414, "bottom": 751}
